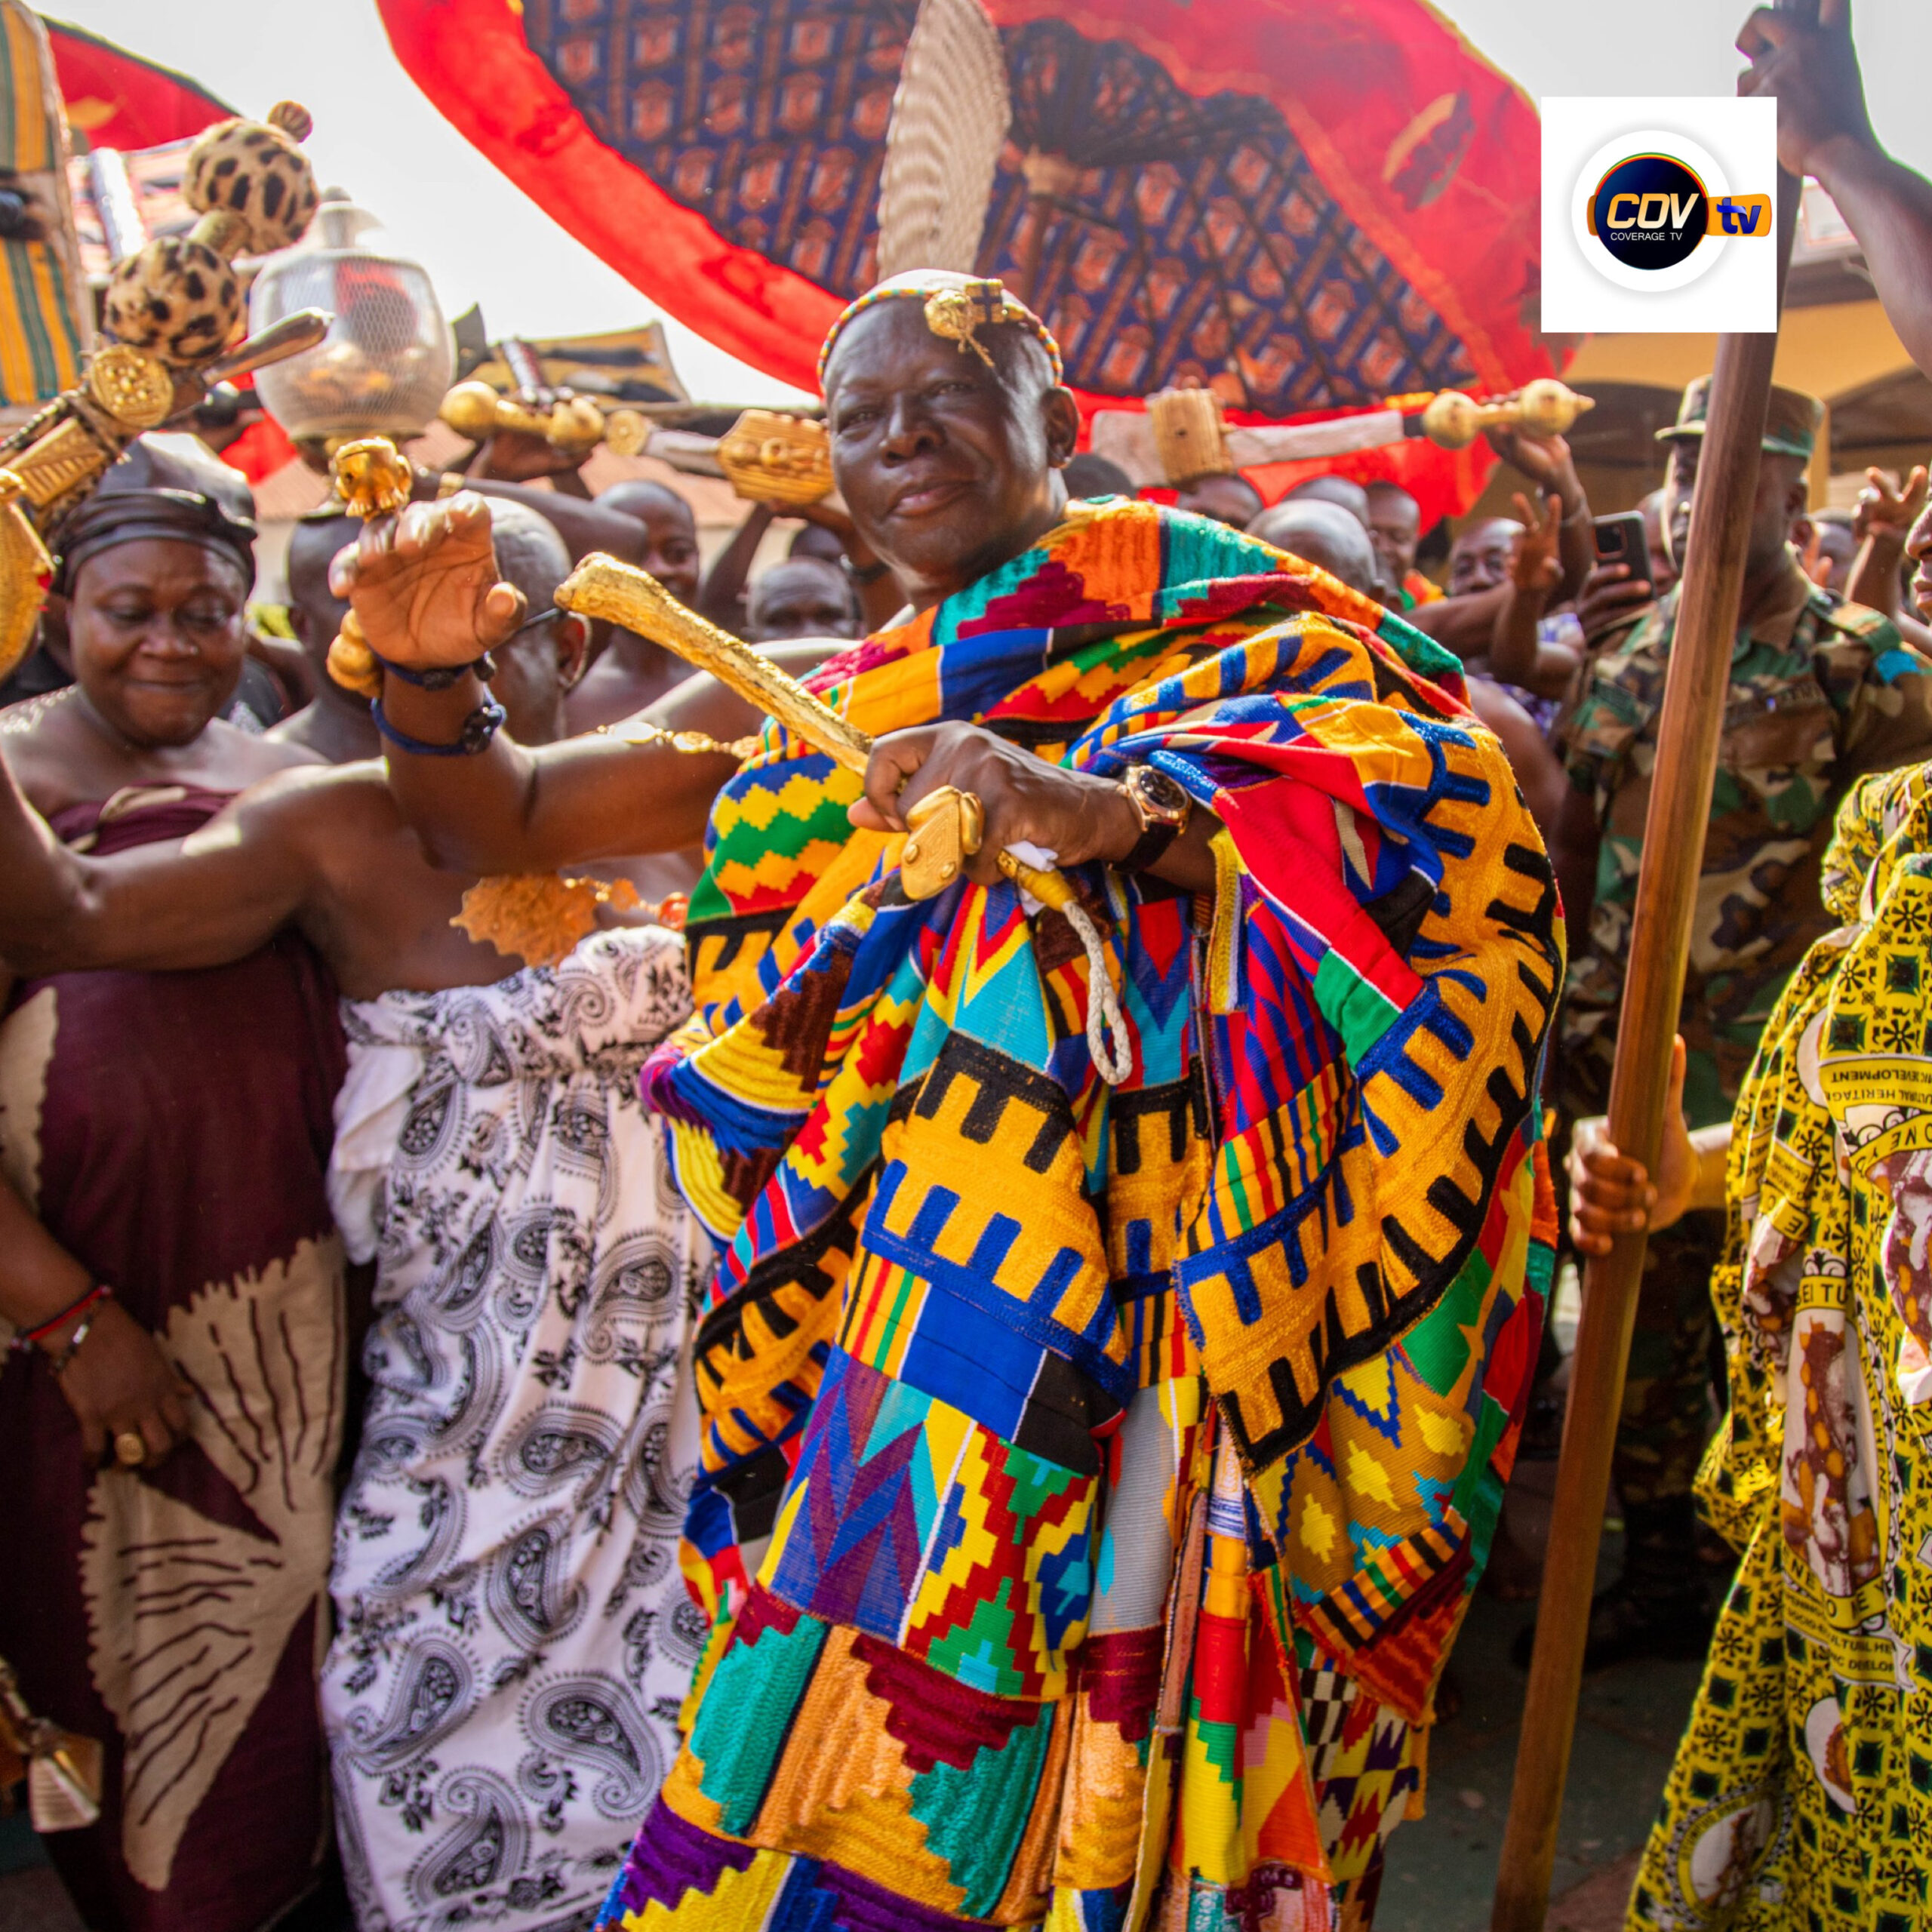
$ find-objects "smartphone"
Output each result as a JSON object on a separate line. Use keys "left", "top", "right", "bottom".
{"left": 1592, "top": 511, "right": 1653, "bottom": 587}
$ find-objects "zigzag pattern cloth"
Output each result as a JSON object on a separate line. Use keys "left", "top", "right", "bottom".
{"left": 603, "top": 500, "right": 1561, "bottom": 1930}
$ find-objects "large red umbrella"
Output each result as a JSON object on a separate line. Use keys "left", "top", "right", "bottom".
{"left": 377, "top": 0, "right": 1555, "bottom": 521}
{"left": 45, "top": 17, "right": 232, "bottom": 152}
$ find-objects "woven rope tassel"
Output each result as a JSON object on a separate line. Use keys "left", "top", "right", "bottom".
{"left": 876, "top": 0, "right": 1011, "bottom": 280}
{"left": 1063, "top": 898, "right": 1132, "bottom": 1086}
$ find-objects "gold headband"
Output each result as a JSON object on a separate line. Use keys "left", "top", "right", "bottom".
{"left": 817, "top": 276, "right": 1065, "bottom": 389}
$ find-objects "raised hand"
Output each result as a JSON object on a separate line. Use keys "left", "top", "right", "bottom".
{"left": 1737, "top": 0, "right": 1873, "bottom": 179}
{"left": 1854, "top": 464, "right": 1930, "bottom": 547}
{"left": 1486, "top": 421, "right": 1582, "bottom": 511}
{"left": 330, "top": 493, "right": 528, "bottom": 671}
{"left": 1510, "top": 490, "right": 1564, "bottom": 598}
{"left": 1575, "top": 558, "right": 1656, "bottom": 642}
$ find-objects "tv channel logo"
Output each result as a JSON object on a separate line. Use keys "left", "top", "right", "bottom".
{"left": 1543, "top": 99, "right": 1777, "bottom": 332}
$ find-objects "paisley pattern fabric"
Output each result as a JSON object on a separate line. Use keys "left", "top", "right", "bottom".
{"left": 598, "top": 500, "right": 1561, "bottom": 1929}
{"left": 321, "top": 929, "right": 712, "bottom": 1932}
{"left": 1631, "top": 764, "right": 1932, "bottom": 1932}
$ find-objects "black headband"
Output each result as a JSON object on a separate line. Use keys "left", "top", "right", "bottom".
{"left": 53, "top": 487, "right": 257, "bottom": 598}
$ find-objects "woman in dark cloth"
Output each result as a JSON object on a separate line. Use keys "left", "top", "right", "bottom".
{"left": 0, "top": 474, "right": 346, "bottom": 1932}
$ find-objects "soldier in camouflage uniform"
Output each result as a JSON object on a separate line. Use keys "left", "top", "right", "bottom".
{"left": 1556, "top": 377, "right": 1932, "bottom": 1666}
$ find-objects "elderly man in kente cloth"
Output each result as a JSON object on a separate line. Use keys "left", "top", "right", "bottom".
{"left": 340, "top": 272, "right": 1563, "bottom": 1931}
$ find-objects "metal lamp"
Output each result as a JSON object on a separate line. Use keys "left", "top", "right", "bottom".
{"left": 250, "top": 188, "right": 454, "bottom": 447}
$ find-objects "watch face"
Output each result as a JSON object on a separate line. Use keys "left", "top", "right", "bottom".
{"left": 1134, "top": 768, "right": 1190, "bottom": 819}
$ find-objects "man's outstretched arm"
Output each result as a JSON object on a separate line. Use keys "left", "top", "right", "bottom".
{"left": 340, "top": 494, "right": 832, "bottom": 875}
{"left": 0, "top": 753, "right": 318, "bottom": 975}
{"left": 1740, "top": 2, "right": 1932, "bottom": 378}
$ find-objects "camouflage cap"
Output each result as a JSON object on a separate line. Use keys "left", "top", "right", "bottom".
{"left": 1655, "top": 376, "right": 1822, "bottom": 459}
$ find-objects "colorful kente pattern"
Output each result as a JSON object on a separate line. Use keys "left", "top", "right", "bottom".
{"left": 601, "top": 500, "right": 1561, "bottom": 1929}
{"left": 518, "top": 0, "right": 1479, "bottom": 417}
{"left": 1632, "top": 765, "right": 1932, "bottom": 1932}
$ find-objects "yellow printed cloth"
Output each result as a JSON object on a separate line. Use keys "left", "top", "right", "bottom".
{"left": 1632, "top": 763, "right": 1932, "bottom": 1930}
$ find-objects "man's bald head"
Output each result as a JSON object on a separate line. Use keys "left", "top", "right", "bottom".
{"left": 1285, "top": 475, "right": 1371, "bottom": 528}
{"left": 488, "top": 500, "right": 589, "bottom": 746}
{"left": 597, "top": 478, "right": 691, "bottom": 527}
{"left": 746, "top": 555, "right": 860, "bottom": 642}
{"left": 1174, "top": 472, "right": 1263, "bottom": 530}
{"left": 1447, "top": 518, "right": 1522, "bottom": 596}
{"left": 1248, "top": 500, "right": 1380, "bottom": 598}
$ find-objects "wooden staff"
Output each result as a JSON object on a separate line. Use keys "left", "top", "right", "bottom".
{"left": 1490, "top": 28, "right": 1809, "bottom": 1928}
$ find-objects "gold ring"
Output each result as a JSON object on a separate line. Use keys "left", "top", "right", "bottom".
{"left": 115, "top": 1430, "right": 146, "bottom": 1468}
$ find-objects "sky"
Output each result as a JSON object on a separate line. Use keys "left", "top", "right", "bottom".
{"left": 45, "top": 0, "right": 1932, "bottom": 405}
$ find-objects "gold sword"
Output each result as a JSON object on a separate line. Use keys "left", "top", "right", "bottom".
{"left": 555, "top": 552, "right": 1080, "bottom": 913}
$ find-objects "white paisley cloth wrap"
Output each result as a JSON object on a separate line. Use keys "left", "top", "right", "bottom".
{"left": 318, "top": 928, "right": 712, "bottom": 1932}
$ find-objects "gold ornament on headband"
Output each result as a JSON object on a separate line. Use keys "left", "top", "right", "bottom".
{"left": 923, "top": 278, "right": 1032, "bottom": 371}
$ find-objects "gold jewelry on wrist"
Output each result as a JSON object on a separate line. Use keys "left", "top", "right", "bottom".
{"left": 595, "top": 720, "right": 761, "bottom": 760}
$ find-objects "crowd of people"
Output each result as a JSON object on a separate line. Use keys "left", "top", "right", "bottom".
{"left": 1, "top": 5, "right": 1931, "bottom": 1931}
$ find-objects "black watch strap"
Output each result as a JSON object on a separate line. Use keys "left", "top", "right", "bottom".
{"left": 1118, "top": 817, "right": 1183, "bottom": 875}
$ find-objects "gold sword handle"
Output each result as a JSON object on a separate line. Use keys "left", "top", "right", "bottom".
{"left": 555, "top": 553, "right": 1104, "bottom": 931}
{"left": 0, "top": 472, "right": 54, "bottom": 684}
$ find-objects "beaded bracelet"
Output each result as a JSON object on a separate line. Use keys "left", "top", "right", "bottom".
{"left": 11, "top": 1282, "right": 112, "bottom": 1360}
{"left": 372, "top": 649, "right": 497, "bottom": 692}
{"left": 371, "top": 694, "right": 506, "bottom": 758}
{"left": 48, "top": 1303, "right": 107, "bottom": 1377}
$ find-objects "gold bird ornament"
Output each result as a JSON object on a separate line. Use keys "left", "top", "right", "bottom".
{"left": 322, "top": 436, "right": 417, "bottom": 700}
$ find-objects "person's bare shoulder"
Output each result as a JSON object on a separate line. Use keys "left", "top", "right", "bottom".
{"left": 0, "top": 690, "right": 102, "bottom": 812}
{"left": 205, "top": 715, "right": 328, "bottom": 780}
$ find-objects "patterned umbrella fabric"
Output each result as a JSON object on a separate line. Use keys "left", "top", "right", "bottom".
{"left": 378, "top": 0, "right": 1557, "bottom": 521}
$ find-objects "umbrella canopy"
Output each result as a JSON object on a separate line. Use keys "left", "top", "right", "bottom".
{"left": 45, "top": 18, "right": 232, "bottom": 152}
{"left": 379, "top": 0, "right": 1557, "bottom": 521}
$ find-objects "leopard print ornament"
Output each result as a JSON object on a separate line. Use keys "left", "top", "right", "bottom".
{"left": 100, "top": 237, "right": 242, "bottom": 367}
{"left": 99, "top": 100, "right": 316, "bottom": 370}
{"left": 183, "top": 104, "right": 318, "bottom": 258}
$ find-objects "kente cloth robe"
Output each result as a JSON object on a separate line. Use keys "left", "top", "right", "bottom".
{"left": 596, "top": 500, "right": 1562, "bottom": 1931}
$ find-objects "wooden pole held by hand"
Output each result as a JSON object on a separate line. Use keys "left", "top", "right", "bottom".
{"left": 1489, "top": 27, "right": 1808, "bottom": 1925}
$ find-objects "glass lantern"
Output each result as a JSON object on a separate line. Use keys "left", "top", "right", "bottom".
{"left": 249, "top": 189, "right": 454, "bottom": 445}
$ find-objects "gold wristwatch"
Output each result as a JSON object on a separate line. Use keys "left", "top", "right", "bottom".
{"left": 1117, "top": 763, "right": 1192, "bottom": 872}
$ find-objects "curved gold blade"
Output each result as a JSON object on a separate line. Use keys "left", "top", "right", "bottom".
{"left": 0, "top": 471, "right": 54, "bottom": 682}
{"left": 558, "top": 552, "right": 874, "bottom": 776}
